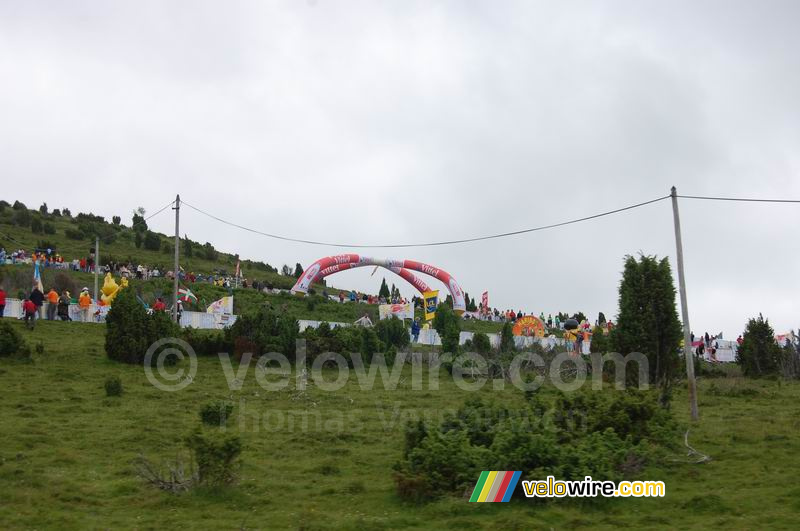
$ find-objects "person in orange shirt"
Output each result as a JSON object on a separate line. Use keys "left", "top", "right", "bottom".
{"left": 46, "top": 288, "right": 59, "bottom": 320}
{"left": 78, "top": 288, "right": 92, "bottom": 322}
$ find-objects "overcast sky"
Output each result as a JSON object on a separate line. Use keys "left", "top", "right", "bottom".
{"left": 1, "top": 0, "right": 798, "bottom": 337}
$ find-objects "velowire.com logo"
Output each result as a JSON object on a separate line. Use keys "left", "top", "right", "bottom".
{"left": 468, "top": 471, "right": 522, "bottom": 503}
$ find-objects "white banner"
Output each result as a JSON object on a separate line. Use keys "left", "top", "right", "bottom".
{"left": 378, "top": 303, "right": 414, "bottom": 320}
{"left": 207, "top": 296, "right": 233, "bottom": 314}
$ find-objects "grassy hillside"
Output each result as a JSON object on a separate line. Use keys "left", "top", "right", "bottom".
{"left": 0, "top": 200, "right": 506, "bottom": 332}
{"left": 0, "top": 320, "right": 798, "bottom": 529}
{"left": 0, "top": 200, "right": 304, "bottom": 291}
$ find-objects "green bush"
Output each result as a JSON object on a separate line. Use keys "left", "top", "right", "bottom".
{"left": 737, "top": 314, "right": 783, "bottom": 378}
{"left": 0, "top": 321, "right": 31, "bottom": 359}
{"left": 393, "top": 390, "right": 676, "bottom": 502}
{"left": 186, "top": 428, "right": 242, "bottom": 486}
{"left": 589, "top": 326, "right": 609, "bottom": 354}
{"left": 471, "top": 332, "right": 491, "bottom": 355}
{"left": 226, "top": 305, "right": 298, "bottom": 361}
{"left": 182, "top": 328, "right": 229, "bottom": 357}
{"left": 30, "top": 217, "right": 43, "bottom": 234}
{"left": 65, "top": 227, "right": 85, "bottom": 241}
{"left": 200, "top": 400, "right": 234, "bottom": 426}
{"left": 104, "top": 376, "right": 123, "bottom": 396}
{"left": 374, "top": 317, "right": 410, "bottom": 350}
{"left": 105, "top": 287, "right": 180, "bottom": 364}
{"left": 143, "top": 231, "right": 161, "bottom": 251}
{"left": 360, "top": 327, "right": 383, "bottom": 358}
{"left": 432, "top": 304, "right": 461, "bottom": 355}
{"left": 610, "top": 255, "right": 682, "bottom": 399}
{"left": 499, "top": 321, "right": 515, "bottom": 353}
{"left": 12, "top": 209, "right": 31, "bottom": 227}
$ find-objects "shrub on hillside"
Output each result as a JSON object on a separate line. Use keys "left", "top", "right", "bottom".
{"left": 374, "top": 317, "right": 410, "bottom": 351}
{"left": 186, "top": 428, "right": 242, "bottom": 486}
{"left": 393, "top": 391, "right": 676, "bottom": 502}
{"left": 12, "top": 208, "right": 31, "bottom": 227}
{"left": 610, "top": 255, "right": 682, "bottom": 401}
{"left": 302, "top": 322, "right": 361, "bottom": 361}
{"left": 200, "top": 400, "right": 234, "bottom": 426}
{"left": 43, "top": 222, "right": 56, "bottom": 234}
{"left": 105, "top": 287, "right": 180, "bottom": 364}
{"left": 30, "top": 217, "right": 43, "bottom": 234}
{"left": 360, "top": 326, "right": 383, "bottom": 358}
{"left": 432, "top": 304, "right": 461, "bottom": 355}
{"left": 65, "top": 227, "right": 85, "bottom": 241}
{"left": 225, "top": 305, "right": 298, "bottom": 360}
{"left": 105, "top": 375, "right": 123, "bottom": 396}
{"left": 143, "top": 231, "right": 161, "bottom": 251}
{"left": 0, "top": 320, "right": 31, "bottom": 359}
{"left": 499, "top": 321, "right": 515, "bottom": 353}
{"left": 589, "top": 326, "right": 609, "bottom": 354}
{"left": 182, "top": 328, "right": 229, "bottom": 356}
{"left": 471, "top": 332, "right": 491, "bottom": 355}
{"left": 737, "top": 314, "right": 784, "bottom": 378}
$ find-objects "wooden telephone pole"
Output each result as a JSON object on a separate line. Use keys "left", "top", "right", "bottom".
{"left": 670, "top": 186, "right": 699, "bottom": 421}
{"left": 172, "top": 195, "right": 180, "bottom": 324}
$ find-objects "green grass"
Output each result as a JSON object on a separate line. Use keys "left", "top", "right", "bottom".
{"left": 1, "top": 320, "right": 799, "bottom": 529}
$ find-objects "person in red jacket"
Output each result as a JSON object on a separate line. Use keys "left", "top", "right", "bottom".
{"left": 152, "top": 297, "right": 167, "bottom": 312}
{"left": 0, "top": 287, "right": 6, "bottom": 318}
{"left": 23, "top": 299, "right": 37, "bottom": 329}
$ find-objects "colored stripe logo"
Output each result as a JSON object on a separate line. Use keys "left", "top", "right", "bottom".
{"left": 469, "top": 471, "right": 521, "bottom": 502}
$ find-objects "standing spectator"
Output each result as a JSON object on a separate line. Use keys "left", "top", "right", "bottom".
{"left": 23, "top": 298, "right": 37, "bottom": 329}
{"left": 78, "top": 288, "right": 92, "bottom": 322}
{"left": 411, "top": 318, "right": 421, "bottom": 343}
{"left": 30, "top": 285, "right": 45, "bottom": 320}
{"left": 46, "top": 288, "right": 58, "bottom": 320}
{"left": 354, "top": 313, "right": 373, "bottom": 327}
{"left": 57, "top": 291, "right": 71, "bottom": 321}
{"left": 564, "top": 328, "right": 576, "bottom": 356}
{"left": 152, "top": 297, "right": 167, "bottom": 312}
{"left": 0, "top": 286, "right": 5, "bottom": 318}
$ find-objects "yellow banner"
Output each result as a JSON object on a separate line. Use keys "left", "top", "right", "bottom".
{"left": 423, "top": 290, "right": 439, "bottom": 321}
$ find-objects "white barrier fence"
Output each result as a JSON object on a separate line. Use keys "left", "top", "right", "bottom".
{"left": 0, "top": 298, "right": 236, "bottom": 329}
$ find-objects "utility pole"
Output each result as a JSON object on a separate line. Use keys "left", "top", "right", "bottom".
{"left": 94, "top": 236, "right": 99, "bottom": 302}
{"left": 670, "top": 186, "right": 699, "bottom": 421}
{"left": 173, "top": 195, "right": 180, "bottom": 324}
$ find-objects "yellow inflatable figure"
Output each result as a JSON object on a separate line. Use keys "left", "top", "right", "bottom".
{"left": 100, "top": 272, "right": 126, "bottom": 305}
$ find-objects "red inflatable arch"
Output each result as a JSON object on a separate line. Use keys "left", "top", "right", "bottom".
{"left": 291, "top": 254, "right": 466, "bottom": 314}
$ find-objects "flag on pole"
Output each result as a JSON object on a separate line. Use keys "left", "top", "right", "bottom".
{"left": 481, "top": 291, "right": 489, "bottom": 314}
{"left": 423, "top": 290, "right": 439, "bottom": 321}
{"left": 33, "top": 259, "right": 43, "bottom": 292}
{"left": 178, "top": 287, "right": 198, "bottom": 304}
{"left": 235, "top": 260, "right": 241, "bottom": 278}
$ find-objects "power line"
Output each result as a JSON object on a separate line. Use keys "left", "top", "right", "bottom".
{"left": 677, "top": 194, "right": 800, "bottom": 203}
{"left": 182, "top": 195, "right": 671, "bottom": 248}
